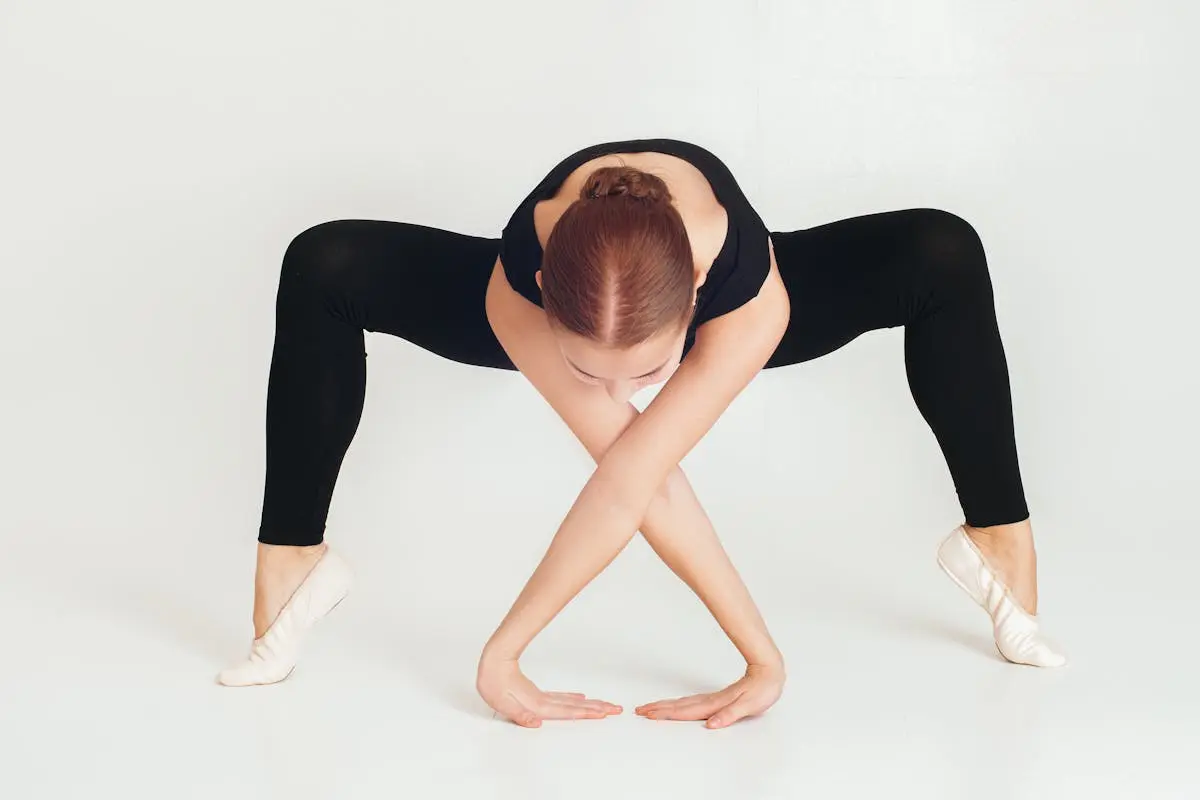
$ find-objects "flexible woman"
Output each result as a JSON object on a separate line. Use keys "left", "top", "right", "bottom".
{"left": 217, "top": 138, "right": 1066, "bottom": 728}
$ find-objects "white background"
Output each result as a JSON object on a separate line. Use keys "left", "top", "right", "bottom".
{"left": 1, "top": 1, "right": 1197, "bottom": 798}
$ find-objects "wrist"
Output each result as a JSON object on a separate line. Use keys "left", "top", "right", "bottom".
{"left": 745, "top": 648, "right": 786, "bottom": 677}
{"left": 480, "top": 631, "right": 525, "bottom": 666}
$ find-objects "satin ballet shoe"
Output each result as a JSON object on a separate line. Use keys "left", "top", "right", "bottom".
{"left": 217, "top": 548, "right": 353, "bottom": 686}
{"left": 936, "top": 526, "right": 1067, "bottom": 668}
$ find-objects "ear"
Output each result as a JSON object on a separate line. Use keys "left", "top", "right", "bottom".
{"left": 691, "top": 270, "right": 707, "bottom": 308}
{"left": 535, "top": 270, "right": 543, "bottom": 290}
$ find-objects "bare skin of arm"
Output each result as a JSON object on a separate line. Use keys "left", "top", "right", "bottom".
{"left": 478, "top": 244, "right": 791, "bottom": 728}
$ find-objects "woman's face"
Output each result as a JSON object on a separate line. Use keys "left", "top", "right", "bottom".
{"left": 554, "top": 325, "right": 687, "bottom": 404}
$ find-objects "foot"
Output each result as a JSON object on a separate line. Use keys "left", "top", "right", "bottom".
{"left": 253, "top": 542, "right": 328, "bottom": 638}
{"left": 217, "top": 542, "right": 352, "bottom": 686}
{"left": 963, "top": 521, "right": 1038, "bottom": 616}
{"left": 937, "top": 522, "right": 1066, "bottom": 667}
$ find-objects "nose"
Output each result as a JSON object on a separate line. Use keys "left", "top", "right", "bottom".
{"left": 605, "top": 380, "right": 636, "bottom": 404}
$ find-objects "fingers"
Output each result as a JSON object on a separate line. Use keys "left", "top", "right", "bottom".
{"left": 705, "top": 694, "right": 759, "bottom": 729}
{"left": 593, "top": 700, "right": 624, "bottom": 715}
{"left": 495, "top": 692, "right": 621, "bottom": 725}
{"left": 636, "top": 692, "right": 731, "bottom": 721}
{"left": 494, "top": 693, "right": 542, "bottom": 729}
{"left": 551, "top": 692, "right": 621, "bottom": 712}
{"left": 503, "top": 689, "right": 758, "bottom": 728}
{"left": 646, "top": 700, "right": 717, "bottom": 721}
{"left": 634, "top": 694, "right": 691, "bottom": 715}
{"left": 538, "top": 695, "right": 623, "bottom": 719}
{"left": 547, "top": 691, "right": 621, "bottom": 712}
{"left": 537, "top": 701, "right": 613, "bottom": 720}
{"left": 634, "top": 692, "right": 700, "bottom": 716}
{"left": 634, "top": 670, "right": 783, "bottom": 728}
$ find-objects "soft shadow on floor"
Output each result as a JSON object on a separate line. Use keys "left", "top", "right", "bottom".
{"left": 94, "top": 578, "right": 243, "bottom": 666}
{"left": 546, "top": 650, "right": 722, "bottom": 698}
{"left": 802, "top": 583, "right": 1004, "bottom": 663}
{"left": 340, "top": 612, "right": 727, "bottom": 720}
{"left": 342, "top": 613, "right": 493, "bottom": 720}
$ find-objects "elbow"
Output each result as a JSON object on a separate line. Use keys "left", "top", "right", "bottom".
{"left": 656, "top": 466, "right": 688, "bottom": 507}
{"left": 640, "top": 467, "right": 686, "bottom": 526}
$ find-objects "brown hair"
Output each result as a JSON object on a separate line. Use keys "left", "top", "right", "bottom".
{"left": 540, "top": 166, "right": 694, "bottom": 348}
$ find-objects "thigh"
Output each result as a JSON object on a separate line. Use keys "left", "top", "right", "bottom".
{"left": 765, "top": 208, "right": 947, "bottom": 368}
{"left": 292, "top": 219, "right": 515, "bottom": 370}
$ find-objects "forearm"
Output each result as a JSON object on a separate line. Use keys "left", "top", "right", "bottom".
{"left": 482, "top": 415, "right": 781, "bottom": 668}
{"left": 640, "top": 469, "right": 783, "bottom": 669}
{"left": 482, "top": 474, "right": 641, "bottom": 661}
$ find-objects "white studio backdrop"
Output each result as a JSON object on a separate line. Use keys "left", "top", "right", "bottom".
{"left": 0, "top": 2, "right": 1198, "bottom": 794}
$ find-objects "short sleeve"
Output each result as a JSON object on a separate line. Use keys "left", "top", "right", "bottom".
{"left": 677, "top": 143, "right": 772, "bottom": 323}
{"left": 498, "top": 202, "right": 544, "bottom": 308}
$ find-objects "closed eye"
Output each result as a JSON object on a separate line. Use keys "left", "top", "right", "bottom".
{"left": 635, "top": 365, "right": 665, "bottom": 381}
{"left": 566, "top": 358, "right": 667, "bottom": 382}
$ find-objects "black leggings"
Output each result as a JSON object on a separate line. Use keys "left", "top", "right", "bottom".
{"left": 258, "top": 209, "right": 1027, "bottom": 546}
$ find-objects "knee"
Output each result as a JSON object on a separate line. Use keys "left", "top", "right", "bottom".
{"left": 279, "top": 220, "right": 361, "bottom": 293}
{"left": 912, "top": 209, "right": 991, "bottom": 293}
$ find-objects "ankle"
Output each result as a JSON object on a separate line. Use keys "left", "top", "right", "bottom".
{"left": 256, "top": 542, "right": 327, "bottom": 579}
{"left": 258, "top": 542, "right": 327, "bottom": 560}
{"left": 965, "top": 520, "right": 1033, "bottom": 550}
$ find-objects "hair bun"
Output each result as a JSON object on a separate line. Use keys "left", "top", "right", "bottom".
{"left": 581, "top": 166, "right": 671, "bottom": 204}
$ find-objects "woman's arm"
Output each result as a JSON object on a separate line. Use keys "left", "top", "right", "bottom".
{"left": 481, "top": 245, "right": 791, "bottom": 665}
{"left": 485, "top": 258, "right": 783, "bottom": 669}
{"left": 640, "top": 462, "right": 784, "bottom": 669}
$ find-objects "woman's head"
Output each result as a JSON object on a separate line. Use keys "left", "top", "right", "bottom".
{"left": 538, "top": 166, "right": 697, "bottom": 401}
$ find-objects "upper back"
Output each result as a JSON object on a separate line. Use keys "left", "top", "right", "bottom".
{"left": 533, "top": 151, "right": 726, "bottom": 266}
{"left": 498, "top": 138, "right": 771, "bottom": 354}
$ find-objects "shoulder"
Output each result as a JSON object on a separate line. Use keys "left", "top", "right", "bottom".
{"left": 677, "top": 240, "right": 786, "bottom": 384}
{"left": 496, "top": 141, "right": 618, "bottom": 308}
{"left": 695, "top": 240, "right": 789, "bottom": 350}
{"left": 663, "top": 142, "right": 771, "bottom": 328}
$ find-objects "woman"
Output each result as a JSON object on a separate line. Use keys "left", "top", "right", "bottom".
{"left": 217, "top": 138, "right": 1066, "bottom": 727}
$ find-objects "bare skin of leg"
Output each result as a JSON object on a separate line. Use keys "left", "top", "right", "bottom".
{"left": 963, "top": 519, "right": 1038, "bottom": 615}
{"left": 252, "top": 542, "right": 328, "bottom": 638}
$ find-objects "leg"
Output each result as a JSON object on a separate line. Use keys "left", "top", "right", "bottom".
{"left": 767, "top": 209, "right": 1039, "bottom": 613}
{"left": 250, "top": 220, "right": 508, "bottom": 642}
{"left": 260, "top": 219, "right": 511, "bottom": 547}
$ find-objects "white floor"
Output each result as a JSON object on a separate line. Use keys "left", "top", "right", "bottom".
{"left": 3, "top": 345, "right": 1198, "bottom": 800}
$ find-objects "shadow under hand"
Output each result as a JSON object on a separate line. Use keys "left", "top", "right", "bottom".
{"left": 346, "top": 612, "right": 728, "bottom": 720}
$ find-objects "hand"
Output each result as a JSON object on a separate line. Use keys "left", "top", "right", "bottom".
{"left": 476, "top": 655, "right": 623, "bottom": 728}
{"left": 634, "top": 663, "right": 785, "bottom": 729}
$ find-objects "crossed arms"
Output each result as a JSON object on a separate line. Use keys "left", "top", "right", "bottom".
{"left": 481, "top": 244, "right": 790, "bottom": 671}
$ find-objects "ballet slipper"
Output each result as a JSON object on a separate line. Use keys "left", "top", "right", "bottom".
{"left": 937, "top": 526, "right": 1067, "bottom": 667}
{"left": 217, "top": 549, "right": 353, "bottom": 686}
